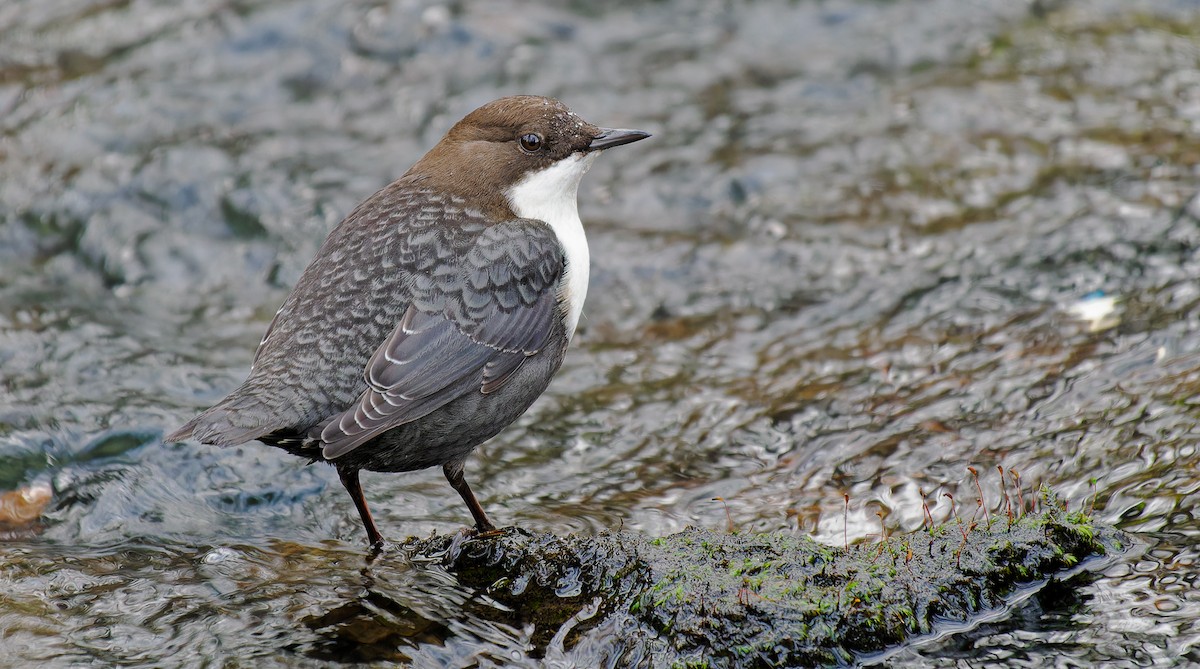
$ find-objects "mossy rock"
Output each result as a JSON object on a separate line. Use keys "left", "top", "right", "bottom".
{"left": 403, "top": 500, "right": 1128, "bottom": 667}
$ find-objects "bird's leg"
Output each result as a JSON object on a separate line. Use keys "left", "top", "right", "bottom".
{"left": 443, "top": 461, "right": 497, "bottom": 533}
{"left": 337, "top": 467, "right": 384, "bottom": 548}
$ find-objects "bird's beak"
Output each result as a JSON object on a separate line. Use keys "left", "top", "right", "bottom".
{"left": 588, "top": 128, "right": 651, "bottom": 151}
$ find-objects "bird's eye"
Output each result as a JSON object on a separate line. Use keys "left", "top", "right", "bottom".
{"left": 519, "top": 133, "right": 543, "bottom": 153}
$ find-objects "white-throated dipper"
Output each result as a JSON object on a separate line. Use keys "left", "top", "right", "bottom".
{"left": 166, "top": 96, "right": 649, "bottom": 547}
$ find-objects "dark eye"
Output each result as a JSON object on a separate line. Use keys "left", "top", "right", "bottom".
{"left": 519, "top": 133, "right": 543, "bottom": 153}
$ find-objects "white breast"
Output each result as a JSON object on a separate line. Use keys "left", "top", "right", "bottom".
{"left": 505, "top": 152, "right": 597, "bottom": 340}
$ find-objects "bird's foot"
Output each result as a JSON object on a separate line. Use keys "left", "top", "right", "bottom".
{"left": 364, "top": 538, "right": 397, "bottom": 563}
{"left": 473, "top": 526, "right": 505, "bottom": 540}
{"left": 438, "top": 525, "right": 523, "bottom": 566}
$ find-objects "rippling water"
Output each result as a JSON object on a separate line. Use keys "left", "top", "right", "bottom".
{"left": 3, "top": 0, "right": 1200, "bottom": 666}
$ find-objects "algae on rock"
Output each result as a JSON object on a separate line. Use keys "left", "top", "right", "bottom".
{"left": 404, "top": 499, "right": 1128, "bottom": 667}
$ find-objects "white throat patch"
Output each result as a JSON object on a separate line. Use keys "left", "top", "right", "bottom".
{"left": 505, "top": 152, "right": 596, "bottom": 339}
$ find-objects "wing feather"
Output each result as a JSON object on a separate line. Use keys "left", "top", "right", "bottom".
{"left": 318, "top": 219, "right": 565, "bottom": 460}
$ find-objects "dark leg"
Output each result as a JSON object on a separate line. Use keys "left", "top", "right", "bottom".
{"left": 443, "top": 461, "right": 496, "bottom": 532}
{"left": 338, "top": 467, "right": 384, "bottom": 548}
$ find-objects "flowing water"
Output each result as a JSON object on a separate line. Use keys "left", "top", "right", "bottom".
{"left": 2, "top": 0, "right": 1200, "bottom": 666}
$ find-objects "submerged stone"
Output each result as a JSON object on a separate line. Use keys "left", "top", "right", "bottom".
{"left": 404, "top": 499, "right": 1129, "bottom": 667}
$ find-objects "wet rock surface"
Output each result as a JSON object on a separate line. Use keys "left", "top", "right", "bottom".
{"left": 398, "top": 500, "right": 1128, "bottom": 667}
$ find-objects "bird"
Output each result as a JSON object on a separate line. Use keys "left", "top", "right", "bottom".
{"left": 166, "top": 95, "right": 650, "bottom": 547}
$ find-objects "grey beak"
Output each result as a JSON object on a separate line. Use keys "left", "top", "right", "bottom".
{"left": 588, "top": 127, "right": 651, "bottom": 151}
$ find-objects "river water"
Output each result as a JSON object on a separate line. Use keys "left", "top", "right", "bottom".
{"left": 2, "top": 0, "right": 1199, "bottom": 666}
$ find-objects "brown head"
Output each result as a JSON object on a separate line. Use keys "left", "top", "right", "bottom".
{"left": 404, "top": 95, "right": 650, "bottom": 217}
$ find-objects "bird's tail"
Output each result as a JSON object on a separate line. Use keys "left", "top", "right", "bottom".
{"left": 164, "top": 392, "right": 280, "bottom": 446}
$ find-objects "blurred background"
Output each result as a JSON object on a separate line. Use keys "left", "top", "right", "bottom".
{"left": 2, "top": 0, "right": 1200, "bottom": 665}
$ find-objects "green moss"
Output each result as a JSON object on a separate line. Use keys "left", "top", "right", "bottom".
{"left": 405, "top": 493, "right": 1127, "bottom": 668}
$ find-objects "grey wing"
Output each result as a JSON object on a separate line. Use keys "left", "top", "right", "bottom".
{"left": 317, "top": 220, "right": 564, "bottom": 459}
